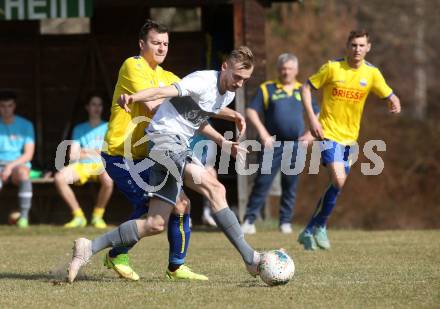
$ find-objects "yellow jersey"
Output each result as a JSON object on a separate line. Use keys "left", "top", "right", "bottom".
{"left": 104, "top": 56, "right": 179, "bottom": 159}
{"left": 308, "top": 57, "right": 393, "bottom": 144}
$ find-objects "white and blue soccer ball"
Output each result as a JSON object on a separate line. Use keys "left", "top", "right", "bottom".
{"left": 259, "top": 249, "right": 295, "bottom": 286}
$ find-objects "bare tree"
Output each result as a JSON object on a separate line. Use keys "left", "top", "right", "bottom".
{"left": 414, "top": 0, "right": 427, "bottom": 119}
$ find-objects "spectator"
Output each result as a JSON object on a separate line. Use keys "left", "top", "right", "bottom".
{"left": 0, "top": 90, "right": 35, "bottom": 228}
{"left": 54, "top": 94, "right": 113, "bottom": 228}
{"left": 241, "top": 53, "right": 319, "bottom": 234}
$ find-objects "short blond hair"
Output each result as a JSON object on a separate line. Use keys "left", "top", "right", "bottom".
{"left": 226, "top": 46, "right": 254, "bottom": 69}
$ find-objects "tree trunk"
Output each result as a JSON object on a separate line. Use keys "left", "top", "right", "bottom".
{"left": 414, "top": 0, "right": 427, "bottom": 119}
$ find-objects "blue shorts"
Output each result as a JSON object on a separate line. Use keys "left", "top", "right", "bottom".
{"left": 101, "top": 152, "right": 150, "bottom": 210}
{"left": 320, "top": 140, "right": 353, "bottom": 174}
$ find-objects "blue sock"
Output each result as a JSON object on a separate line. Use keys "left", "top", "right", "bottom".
{"left": 305, "top": 184, "right": 341, "bottom": 232}
{"left": 168, "top": 213, "right": 190, "bottom": 270}
{"left": 109, "top": 203, "right": 148, "bottom": 257}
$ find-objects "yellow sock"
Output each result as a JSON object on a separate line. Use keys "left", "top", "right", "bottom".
{"left": 92, "top": 207, "right": 105, "bottom": 219}
{"left": 73, "top": 208, "right": 85, "bottom": 218}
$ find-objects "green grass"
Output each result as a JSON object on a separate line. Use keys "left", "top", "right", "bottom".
{"left": 0, "top": 224, "right": 439, "bottom": 309}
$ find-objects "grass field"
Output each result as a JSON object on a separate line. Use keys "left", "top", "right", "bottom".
{"left": 0, "top": 223, "right": 439, "bottom": 309}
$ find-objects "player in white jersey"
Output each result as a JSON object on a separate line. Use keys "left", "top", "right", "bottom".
{"left": 67, "top": 46, "right": 265, "bottom": 283}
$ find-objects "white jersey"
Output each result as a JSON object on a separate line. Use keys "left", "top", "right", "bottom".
{"left": 147, "top": 70, "right": 235, "bottom": 145}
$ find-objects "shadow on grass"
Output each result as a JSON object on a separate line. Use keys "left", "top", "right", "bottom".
{"left": 0, "top": 272, "right": 55, "bottom": 281}
{"left": 191, "top": 226, "right": 220, "bottom": 233}
{"left": 0, "top": 271, "right": 175, "bottom": 285}
{"left": 237, "top": 279, "right": 266, "bottom": 288}
{"left": 0, "top": 272, "right": 105, "bottom": 282}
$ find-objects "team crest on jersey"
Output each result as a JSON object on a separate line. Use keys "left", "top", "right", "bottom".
{"left": 271, "top": 93, "right": 288, "bottom": 101}
{"left": 360, "top": 79, "right": 368, "bottom": 87}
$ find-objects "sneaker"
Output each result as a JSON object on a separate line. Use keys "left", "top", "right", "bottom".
{"left": 91, "top": 217, "right": 107, "bottom": 229}
{"left": 67, "top": 238, "right": 92, "bottom": 283}
{"left": 314, "top": 226, "right": 331, "bottom": 250}
{"left": 241, "top": 220, "right": 256, "bottom": 234}
{"left": 103, "top": 253, "right": 139, "bottom": 281}
{"left": 166, "top": 265, "right": 208, "bottom": 281}
{"left": 16, "top": 217, "right": 29, "bottom": 228}
{"left": 245, "top": 251, "right": 262, "bottom": 277}
{"left": 202, "top": 208, "right": 217, "bottom": 227}
{"left": 298, "top": 230, "right": 318, "bottom": 251}
{"left": 280, "top": 223, "right": 293, "bottom": 234}
{"left": 64, "top": 216, "right": 87, "bottom": 228}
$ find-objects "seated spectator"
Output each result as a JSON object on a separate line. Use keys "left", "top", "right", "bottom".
{"left": 54, "top": 94, "right": 113, "bottom": 228}
{"left": 0, "top": 90, "right": 35, "bottom": 228}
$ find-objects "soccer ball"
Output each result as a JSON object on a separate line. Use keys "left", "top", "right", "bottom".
{"left": 259, "top": 249, "right": 295, "bottom": 286}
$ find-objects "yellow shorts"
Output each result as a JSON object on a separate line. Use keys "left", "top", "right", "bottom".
{"left": 71, "top": 162, "right": 105, "bottom": 185}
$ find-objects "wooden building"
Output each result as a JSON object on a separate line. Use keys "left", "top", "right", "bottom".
{"left": 0, "top": 0, "right": 294, "bottom": 224}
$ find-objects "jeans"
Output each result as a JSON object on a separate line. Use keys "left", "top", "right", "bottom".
{"left": 244, "top": 141, "right": 300, "bottom": 225}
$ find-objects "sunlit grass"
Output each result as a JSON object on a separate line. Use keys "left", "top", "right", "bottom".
{"left": 0, "top": 224, "right": 438, "bottom": 308}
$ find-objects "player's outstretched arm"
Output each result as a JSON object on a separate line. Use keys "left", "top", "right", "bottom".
{"left": 387, "top": 94, "right": 401, "bottom": 114}
{"left": 199, "top": 122, "right": 227, "bottom": 146}
{"left": 117, "top": 85, "right": 179, "bottom": 113}
{"left": 213, "top": 107, "right": 246, "bottom": 139}
{"left": 301, "top": 83, "right": 324, "bottom": 140}
{"left": 198, "top": 122, "right": 248, "bottom": 159}
{"left": 142, "top": 99, "right": 165, "bottom": 114}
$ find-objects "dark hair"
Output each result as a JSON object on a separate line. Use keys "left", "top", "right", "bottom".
{"left": 139, "top": 19, "right": 168, "bottom": 41}
{"left": 347, "top": 30, "right": 370, "bottom": 45}
{"left": 226, "top": 46, "right": 254, "bottom": 69}
{"left": 85, "top": 92, "right": 103, "bottom": 105}
{"left": 0, "top": 90, "right": 17, "bottom": 102}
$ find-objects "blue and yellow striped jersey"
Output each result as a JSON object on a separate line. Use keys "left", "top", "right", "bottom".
{"left": 248, "top": 80, "right": 319, "bottom": 140}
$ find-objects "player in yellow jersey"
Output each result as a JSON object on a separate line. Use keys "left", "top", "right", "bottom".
{"left": 100, "top": 20, "right": 207, "bottom": 281}
{"left": 298, "top": 30, "right": 401, "bottom": 250}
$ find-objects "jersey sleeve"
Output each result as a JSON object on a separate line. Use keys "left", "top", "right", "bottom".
{"left": 174, "top": 71, "right": 207, "bottom": 97}
{"left": 120, "top": 58, "right": 150, "bottom": 93}
{"left": 371, "top": 68, "right": 393, "bottom": 99}
{"left": 165, "top": 71, "right": 180, "bottom": 85}
{"left": 308, "top": 62, "right": 331, "bottom": 90}
{"left": 23, "top": 121, "right": 35, "bottom": 145}
{"left": 247, "top": 86, "right": 265, "bottom": 113}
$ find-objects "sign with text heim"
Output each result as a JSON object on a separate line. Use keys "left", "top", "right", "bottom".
{"left": 0, "top": 0, "right": 93, "bottom": 20}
